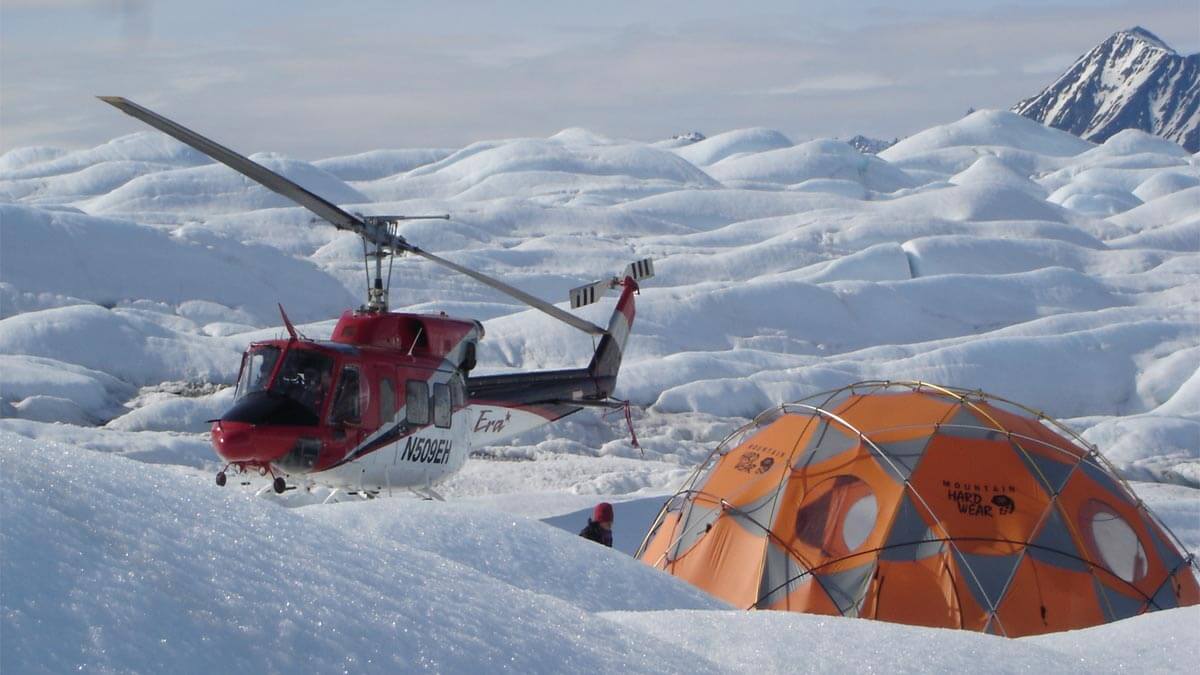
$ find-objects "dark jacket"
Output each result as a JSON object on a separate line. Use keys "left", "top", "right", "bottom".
{"left": 579, "top": 519, "right": 613, "bottom": 547}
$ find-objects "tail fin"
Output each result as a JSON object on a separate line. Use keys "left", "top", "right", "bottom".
{"left": 588, "top": 278, "right": 638, "bottom": 385}
{"left": 468, "top": 261, "right": 649, "bottom": 411}
{"left": 570, "top": 259, "right": 651, "bottom": 389}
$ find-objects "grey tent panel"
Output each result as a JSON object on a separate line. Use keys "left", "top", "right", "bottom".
{"left": 814, "top": 562, "right": 876, "bottom": 618}
{"left": 668, "top": 501, "right": 722, "bottom": 562}
{"left": 954, "top": 550, "right": 1023, "bottom": 610}
{"left": 1092, "top": 579, "right": 1145, "bottom": 622}
{"left": 1014, "top": 445, "right": 1077, "bottom": 495}
{"left": 938, "top": 407, "right": 1003, "bottom": 441}
{"left": 1149, "top": 577, "right": 1179, "bottom": 611}
{"left": 757, "top": 540, "right": 811, "bottom": 608}
{"left": 880, "top": 493, "right": 944, "bottom": 561}
{"left": 727, "top": 487, "right": 785, "bottom": 537}
{"left": 1074, "top": 458, "right": 1129, "bottom": 502}
{"left": 1145, "top": 524, "right": 1184, "bottom": 573}
{"left": 795, "top": 420, "right": 859, "bottom": 469}
{"left": 871, "top": 436, "right": 931, "bottom": 483}
{"left": 1027, "top": 507, "right": 1089, "bottom": 573}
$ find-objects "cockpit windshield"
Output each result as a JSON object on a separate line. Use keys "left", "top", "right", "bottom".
{"left": 269, "top": 349, "right": 336, "bottom": 418}
{"left": 237, "top": 346, "right": 281, "bottom": 398}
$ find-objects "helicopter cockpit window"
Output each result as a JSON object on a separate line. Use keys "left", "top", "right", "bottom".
{"left": 331, "top": 367, "right": 362, "bottom": 425}
{"left": 237, "top": 346, "right": 281, "bottom": 398}
{"left": 270, "top": 349, "right": 335, "bottom": 417}
{"left": 407, "top": 380, "right": 429, "bottom": 425}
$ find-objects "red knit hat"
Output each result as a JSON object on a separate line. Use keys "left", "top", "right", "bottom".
{"left": 592, "top": 502, "right": 614, "bottom": 524}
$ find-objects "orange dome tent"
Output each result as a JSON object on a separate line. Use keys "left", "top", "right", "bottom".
{"left": 636, "top": 381, "right": 1199, "bottom": 637}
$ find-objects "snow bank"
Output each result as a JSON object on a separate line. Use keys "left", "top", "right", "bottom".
{"left": 0, "top": 433, "right": 722, "bottom": 673}
{"left": 303, "top": 499, "right": 723, "bottom": 613}
{"left": 606, "top": 606, "right": 1199, "bottom": 673}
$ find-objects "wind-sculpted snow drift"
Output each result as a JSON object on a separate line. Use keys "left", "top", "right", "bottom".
{"left": 1, "top": 108, "right": 1198, "bottom": 670}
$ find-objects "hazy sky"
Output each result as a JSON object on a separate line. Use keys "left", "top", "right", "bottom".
{"left": 2, "top": 0, "right": 1197, "bottom": 158}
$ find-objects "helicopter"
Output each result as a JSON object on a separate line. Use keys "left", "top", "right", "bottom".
{"left": 99, "top": 97, "right": 654, "bottom": 501}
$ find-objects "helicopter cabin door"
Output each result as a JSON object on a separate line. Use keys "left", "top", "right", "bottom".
{"left": 329, "top": 364, "right": 367, "bottom": 451}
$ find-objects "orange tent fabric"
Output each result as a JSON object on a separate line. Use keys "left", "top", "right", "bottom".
{"left": 637, "top": 381, "right": 1199, "bottom": 637}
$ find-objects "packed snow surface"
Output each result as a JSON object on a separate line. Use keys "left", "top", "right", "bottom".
{"left": 2, "top": 108, "right": 1199, "bottom": 671}
{"left": 3, "top": 432, "right": 1197, "bottom": 673}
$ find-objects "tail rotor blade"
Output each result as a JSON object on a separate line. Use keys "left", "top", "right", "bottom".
{"left": 569, "top": 279, "right": 612, "bottom": 309}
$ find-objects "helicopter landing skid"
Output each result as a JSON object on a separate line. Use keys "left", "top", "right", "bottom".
{"left": 410, "top": 486, "right": 445, "bottom": 501}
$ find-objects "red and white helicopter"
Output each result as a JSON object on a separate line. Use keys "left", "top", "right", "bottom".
{"left": 100, "top": 97, "right": 653, "bottom": 500}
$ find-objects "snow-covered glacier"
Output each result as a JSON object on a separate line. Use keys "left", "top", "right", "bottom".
{"left": 2, "top": 107, "right": 1198, "bottom": 672}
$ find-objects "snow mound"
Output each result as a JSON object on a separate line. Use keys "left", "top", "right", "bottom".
{"left": 706, "top": 139, "right": 916, "bottom": 192}
{"left": 1047, "top": 181, "right": 1142, "bottom": 216}
{"left": 401, "top": 135, "right": 718, "bottom": 196}
{"left": 0, "top": 204, "right": 356, "bottom": 323}
{"left": 0, "top": 146, "right": 68, "bottom": 174}
{"left": 0, "top": 132, "right": 210, "bottom": 181}
{"left": 0, "top": 305, "right": 241, "bottom": 386}
{"left": 0, "top": 355, "right": 133, "bottom": 423}
{"left": 104, "top": 387, "right": 235, "bottom": 433}
{"left": 1082, "top": 128, "right": 1191, "bottom": 159}
{"left": 86, "top": 153, "right": 368, "bottom": 216}
{"left": 949, "top": 155, "right": 1047, "bottom": 196}
{"left": 0, "top": 433, "right": 722, "bottom": 673}
{"left": 671, "top": 127, "right": 793, "bottom": 166}
{"left": 877, "top": 183, "right": 1069, "bottom": 222}
{"left": 1109, "top": 186, "right": 1200, "bottom": 230}
{"left": 1133, "top": 170, "right": 1200, "bottom": 202}
{"left": 312, "top": 148, "right": 452, "bottom": 181}
{"left": 881, "top": 110, "right": 1095, "bottom": 160}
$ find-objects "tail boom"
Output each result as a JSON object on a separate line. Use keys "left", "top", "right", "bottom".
{"left": 465, "top": 277, "right": 640, "bottom": 446}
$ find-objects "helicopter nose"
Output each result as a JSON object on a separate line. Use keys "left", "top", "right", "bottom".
{"left": 210, "top": 421, "right": 292, "bottom": 464}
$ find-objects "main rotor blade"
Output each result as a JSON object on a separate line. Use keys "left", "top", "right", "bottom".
{"left": 97, "top": 96, "right": 370, "bottom": 236}
{"left": 406, "top": 247, "right": 606, "bottom": 336}
{"left": 99, "top": 96, "right": 607, "bottom": 335}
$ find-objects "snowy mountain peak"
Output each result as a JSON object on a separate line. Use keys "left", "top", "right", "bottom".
{"left": 1117, "top": 26, "right": 1175, "bottom": 53}
{"left": 1013, "top": 28, "right": 1199, "bottom": 151}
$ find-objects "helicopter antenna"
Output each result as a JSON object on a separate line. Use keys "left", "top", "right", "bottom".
{"left": 97, "top": 96, "right": 608, "bottom": 335}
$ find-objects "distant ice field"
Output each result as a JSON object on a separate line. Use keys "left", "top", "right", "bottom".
{"left": 2, "top": 108, "right": 1198, "bottom": 673}
{"left": 3, "top": 109, "right": 1194, "bottom": 484}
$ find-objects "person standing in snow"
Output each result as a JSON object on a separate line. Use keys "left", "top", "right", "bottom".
{"left": 579, "top": 502, "right": 614, "bottom": 547}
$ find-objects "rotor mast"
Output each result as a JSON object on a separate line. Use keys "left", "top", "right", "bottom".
{"left": 360, "top": 215, "right": 449, "bottom": 312}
